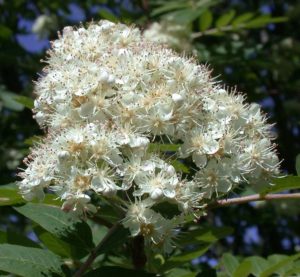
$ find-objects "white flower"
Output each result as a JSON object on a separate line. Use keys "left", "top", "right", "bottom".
{"left": 123, "top": 201, "right": 179, "bottom": 253}
{"left": 133, "top": 166, "right": 179, "bottom": 200}
{"left": 91, "top": 165, "right": 120, "bottom": 197}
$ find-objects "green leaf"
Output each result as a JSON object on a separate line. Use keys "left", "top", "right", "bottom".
{"left": 0, "top": 186, "right": 61, "bottom": 206}
{"left": 33, "top": 226, "right": 75, "bottom": 258}
{"left": 243, "top": 256, "right": 269, "bottom": 276}
{"left": 14, "top": 95, "right": 34, "bottom": 109}
{"left": 259, "top": 176, "right": 300, "bottom": 195}
{"left": 166, "top": 268, "right": 197, "bottom": 277}
{"left": 296, "top": 154, "right": 300, "bottom": 176}
{"left": 232, "top": 260, "right": 252, "bottom": 277}
{"left": 199, "top": 9, "right": 213, "bottom": 31}
{"left": 99, "top": 9, "right": 119, "bottom": 22}
{"left": 151, "top": 2, "right": 189, "bottom": 17}
{"left": 284, "top": 266, "right": 300, "bottom": 276}
{"left": 216, "top": 10, "right": 236, "bottom": 28}
{"left": 221, "top": 253, "right": 239, "bottom": 275}
{"left": 244, "top": 15, "right": 287, "bottom": 29}
{"left": 168, "top": 8, "right": 205, "bottom": 25}
{"left": 232, "top": 13, "right": 255, "bottom": 27}
{"left": 170, "top": 160, "right": 190, "bottom": 173}
{"left": 84, "top": 266, "right": 155, "bottom": 277}
{"left": 0, "top": 244, "right": 64, "bottom": 277}
{"left": 0, "top": 187, "right": 24, "bottom": 206}
{"left": 24, "top": 135, "right": 42, "bottom": 146}
{"left": 260, "top": 253, "right": 300, "bottom": 277}
{"left": 0, "top": 89, "right": 24, "bottom": 111}
{"left": 161, "top": 226, "right": 232, "bottom": 272}
{"left": 160, "top": 243, "right": 211, "bottom": 272}
{"left": 178, "top": 226, "right": 233, "bottom": 245}
{"left": 14, "top": 203, "right": 94, "bottom": 256}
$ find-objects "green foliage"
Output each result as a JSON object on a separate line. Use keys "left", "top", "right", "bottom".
{"left": 199, "top": 9, "right": 213, "bottom": 31}
{"left": 193, "top": 12, "right": 287, "bottom": 36}
{"left": 15, "top": 203, "right": 94, "bottom": 257}
{"left": 215, "top": 10, "right": 236, "bottom": 28}
{"left": 159, "top": 227, "right": 233, "bottom": 272}
{"left": 219, "top": 253, "right": 300, "bottom": 277}
{"left": 259, "top": 176, "right": 300, "bottom": 195}
{"left": 84, "top": 266, "right": 155, "bottom": 277}
{"left": 0, "top": 244, "right": 64, "bottom": 277}
{"left": 0, "top": 185, "right": 25, "bottom": 206}
{"left": 0, "top": 87, "right": 24, "bottom": 111}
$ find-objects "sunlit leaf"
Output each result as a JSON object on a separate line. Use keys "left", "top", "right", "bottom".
{"left": 216, "top": 10, "right": 236, "bottom": 28}
{"left": 259, "top": 176, "right": 300, "bottom": 195}
{"left": 14, "top": 95, "right": 34, "bottom": 109}
{"left": 221, "top": 253, "right": 239, "bottom": 276}
{"left": 199, "top": 9, "right": 213, "bottom": 31}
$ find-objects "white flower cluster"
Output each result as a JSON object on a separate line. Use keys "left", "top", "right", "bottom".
{"left": 18, "top": 20, "right": 280, "bottom": 252}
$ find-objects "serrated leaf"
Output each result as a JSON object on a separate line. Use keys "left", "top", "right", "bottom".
{"left": 296, "top": 154, "right": 300, "bottom": 176}
{"left": 232, "top": 13, "right": 254, "bottom": 27}
{"left": 84, "top": 266, "right": 155, "bottom": 277}
{"left": 221, "top": 253, "right": 239, "bottom": 275}
{"left": 199, "top": 9, "right": 213, "bottom": 31}
{"left": 0, "top": 244, "right": 64, "bottom": 277}
{"left": 216, "top": 10, "right": 236, "bottom": 28}
{"left": 14, "top": 96, "right": 34, "bottom": 109}
{"left": 14, "top": 203, "right": 94, "bottom": 256}
{"left": 232, "top": 260, "right": 252, "bottom": 277}
{"left": 259, "top": 176, "right": 300, "bottom": 195}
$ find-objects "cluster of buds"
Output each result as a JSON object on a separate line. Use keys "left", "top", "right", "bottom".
{"left": 18, "top": 21, "right": 280, "bottom": 252}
